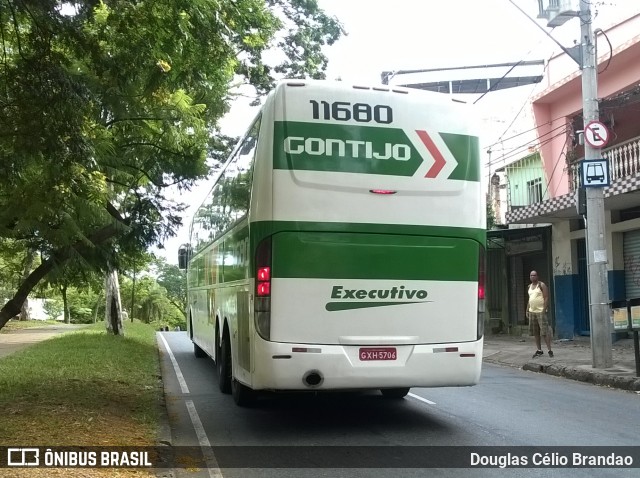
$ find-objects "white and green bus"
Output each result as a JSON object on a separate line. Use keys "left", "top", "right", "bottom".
{"left": 179, "top": 80, "right": 486, "bottom": 406}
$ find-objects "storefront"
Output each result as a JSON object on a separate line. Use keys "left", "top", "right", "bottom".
{"left": 487, "top": 226, "right": 553, "bottom": 335}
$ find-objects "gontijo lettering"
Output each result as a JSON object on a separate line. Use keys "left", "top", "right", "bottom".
{"left": 284, "top": 137, "right": 411, "bottom": 161}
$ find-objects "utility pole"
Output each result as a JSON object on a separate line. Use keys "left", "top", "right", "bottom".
{"left": 532, "top": 0, "right": 612, "bottom": 368}
{"left": 580, "top": 0, "right": 613, "bottom": 368}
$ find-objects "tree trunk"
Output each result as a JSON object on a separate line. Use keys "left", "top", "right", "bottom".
{"left": 18, "top": 250, "right": 36, "bottom": 321}
{"left": 19, "top": 298, "right": 31, "bottom": 322}
{"left": 61, "top": 283, "right": 70, "bottom": 324}
{"left": 92, "top": 294, "right": 102, "bottom": 323}
{"left": 131, "top": 261, "right": 136, "bottom": 322}
{"left": 105, "top": 269, "right": 124, "bottom": 336}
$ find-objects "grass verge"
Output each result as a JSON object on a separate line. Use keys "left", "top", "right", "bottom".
{"left": 0, "top": 321, "right": 162, "bottom": 477}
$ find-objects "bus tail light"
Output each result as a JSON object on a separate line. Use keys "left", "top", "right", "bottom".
{"left": 257, "top": 266, "right": 271, "bottom": 297}
{"left": 477, "top": 244, "right": 486, "bottom": 340}
{"left": 255, "top": 237, "right": 272, "bottom": 340}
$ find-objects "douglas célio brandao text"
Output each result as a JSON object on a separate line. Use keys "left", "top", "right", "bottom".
{"left": 470, "top": 451, "right": 634, "bottom": 468}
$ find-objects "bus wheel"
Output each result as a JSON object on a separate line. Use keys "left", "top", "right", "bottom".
{"left": 217, "top": 329, "right": 232, "bottom": 394}
{"left": 193, "top": 342, "right": 207, "bottom": 358}
{"left": 214, "top": 322, "right": 220, "bottom": 365}
{"left": 380, "top": 388, "right": 410, "bottom": 399}
{"left": 232, "top": 379, "right": 256, "bottom": 407}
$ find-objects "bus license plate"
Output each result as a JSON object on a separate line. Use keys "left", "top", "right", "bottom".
{"left": 359, "top": 347, "right": 397, "bottom": 361}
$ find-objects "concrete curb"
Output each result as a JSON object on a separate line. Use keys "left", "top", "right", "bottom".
{"left": 155, "top": 335, "right": 176, "bottom": 478}
{"left": 522, "top": 361, "right": 640, "bottom": 391}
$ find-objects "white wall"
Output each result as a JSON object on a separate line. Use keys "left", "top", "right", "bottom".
{"left": 552, "top": 221, "right": 573, "bottom": 275}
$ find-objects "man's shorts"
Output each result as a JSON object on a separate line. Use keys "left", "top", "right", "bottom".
{"left": 528, "top": 311, "right": 552, "bottom": 336}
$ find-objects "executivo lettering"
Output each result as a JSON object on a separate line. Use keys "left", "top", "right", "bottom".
{"left": 325, "top": 285, "right": 431, "bottom": 312}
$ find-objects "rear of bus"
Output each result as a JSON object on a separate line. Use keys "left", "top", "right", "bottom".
{"left": 250, "top": 80, "right": 485, "bottom": 393}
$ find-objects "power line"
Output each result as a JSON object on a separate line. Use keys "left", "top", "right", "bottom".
{"left": 595, "top": 28, "right": 613, "bottom": 74}
{"left": 496, "top": 128, "right": 568, "bottom": 166}
{"left": 490, "top": 55, "right": 552, "bottom": 147}
{"left": 487, "top": 122, "right": 567, "bottom": 161}
{"left": 484, "top": 108, "right": 584, "bottom": 152}
{"left": 486, "top": 124, "right": 568, "bottom": 167}
{"left": 473, "top": 61, "right": 523, "bottom": 105}
{"left": 547, "top": 140, "right": 570, "bottom": 198}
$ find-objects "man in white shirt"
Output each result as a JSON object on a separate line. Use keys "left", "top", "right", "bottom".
{"left": 527, "top": 270, "right": 553, "bottom": 358}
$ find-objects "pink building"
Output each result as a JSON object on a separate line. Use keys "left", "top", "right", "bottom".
{"left": 500, "top": 13, "right": 640, "bottom": 338}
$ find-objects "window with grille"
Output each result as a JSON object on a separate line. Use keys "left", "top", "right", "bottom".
{"left": 527, "top": 178, "right": 543, "bottom": 205}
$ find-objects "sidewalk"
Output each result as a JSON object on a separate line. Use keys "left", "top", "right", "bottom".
{"left": 484, "top": 333, "right": 640, "bottom": 392}
{"left": 0, "top": 324, "right": 87, "bottom": 359}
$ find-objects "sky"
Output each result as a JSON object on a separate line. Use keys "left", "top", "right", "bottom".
{"left": 155, "top": 0, "right": 640, "bottom": 263}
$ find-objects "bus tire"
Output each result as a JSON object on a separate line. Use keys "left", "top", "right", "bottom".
{"left": 217, "top": 329, "right": 232, "bottom": 394}
{"left": 214, "top": 321, "right": 220, "bottom": 365}
{"left": 380, "top": 388, "right": 410, "bottom": 399}
{"left": 232, "top": 379, "right": 256, "bottom": 407}
{"left": 193, "top": 342, "right": 207, "bottom": 358}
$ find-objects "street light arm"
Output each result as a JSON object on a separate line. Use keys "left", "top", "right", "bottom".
{"left": 505, "top": 0, "right": 581, "bottom": 66}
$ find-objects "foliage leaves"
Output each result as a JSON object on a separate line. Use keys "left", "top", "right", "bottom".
{"left": 0, "top": 0, "right": 343, "bottom": 326}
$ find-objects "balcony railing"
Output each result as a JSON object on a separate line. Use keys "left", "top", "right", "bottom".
{"left": 569, "top": 135, "right": 640, "bottom": 192}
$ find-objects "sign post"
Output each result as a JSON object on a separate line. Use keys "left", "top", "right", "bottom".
{"left": 579, "top": 3, "right": 613, "bottom": 369}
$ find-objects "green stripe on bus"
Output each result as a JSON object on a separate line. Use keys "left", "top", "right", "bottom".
{"left": 273, "top": 121, "right": 481, "bottom": 181}
{"left": 440, "top": 133, "right": 481, "bottom": 182}
{"left": 325, "top": 301, "right": 431, "bottom": 311}
{"left": 192, "top": 221, "right": 485, "bottom": 283}
{"left": 273, "top": 121, "right": 423, "bottom": 176}
{"left": 273, "top": 121, "right": 422, "bottom": 176}
{"left": 250, "top": 221, "right": 485, "bottom": 248}
{"left": 269, "top": 230, "right": 479, "bottom": 280}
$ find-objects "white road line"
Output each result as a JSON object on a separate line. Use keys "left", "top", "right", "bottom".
{"left": 186, "top": 400, "right": 224, "bottom": 478}
{"left": 408, "top": 392, "right": 436, "bottom": 405}
{"left": 158, "top": 333, "right": 190, "bottom": 394}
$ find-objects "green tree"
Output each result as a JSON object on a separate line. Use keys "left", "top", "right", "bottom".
{"left": 0, "top": 241, "right": 27, "bottom": 305}
{"left": 0, "top": 0, "right": 343, "bottom": 330}
{"left": 120, "top": 274, "right": 183, "bottom": 329}
{"left": 43, "top": 258, "right": 105, "bottom": 323}
{"left": 43, "top": 298, "right": 63, "bottom": 321}
{"left": 154, "top": 258, "right": 187, "bottom": 319}
{"left": 66, "top": 286, "right": 99, "bottom": 324}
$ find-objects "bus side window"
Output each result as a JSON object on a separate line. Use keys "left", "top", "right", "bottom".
{"left": 220, "top": 116, "right": 261, "bottom": 224}
{"left": 190, "top": 115, "right": 262, "bottom": 255}
{"left": 191, "top": 175, "right": 228, "bottom": 253}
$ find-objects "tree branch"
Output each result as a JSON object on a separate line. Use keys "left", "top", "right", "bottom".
{"left": 104, "top": 162, "right": 186, "bottom": 189}
{"left": 106, "top": 201, "right": 129, "bottom": 225}
{"left": 105, "top": 117, "right": 177, "bottom": 128}
{"left": 6, "top": 0, "right": 27, "bottom": 61}
{"left": 167, "top": 298, "right": 187, "bottom": 318}
{"left": 119, "top": 141, "right": 187, "bottom": 157}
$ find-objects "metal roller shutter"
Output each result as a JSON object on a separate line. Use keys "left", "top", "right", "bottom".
{"left": 623, "top": 229, "right": 640, "bottom": 299}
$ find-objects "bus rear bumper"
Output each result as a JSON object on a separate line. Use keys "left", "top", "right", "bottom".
{"left": 250, "top": 338, "right": 483, "bottom": 391}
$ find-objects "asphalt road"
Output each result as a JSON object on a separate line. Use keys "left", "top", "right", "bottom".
{"left": 157, "top": 331, "right": 640, "bottom": 478}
